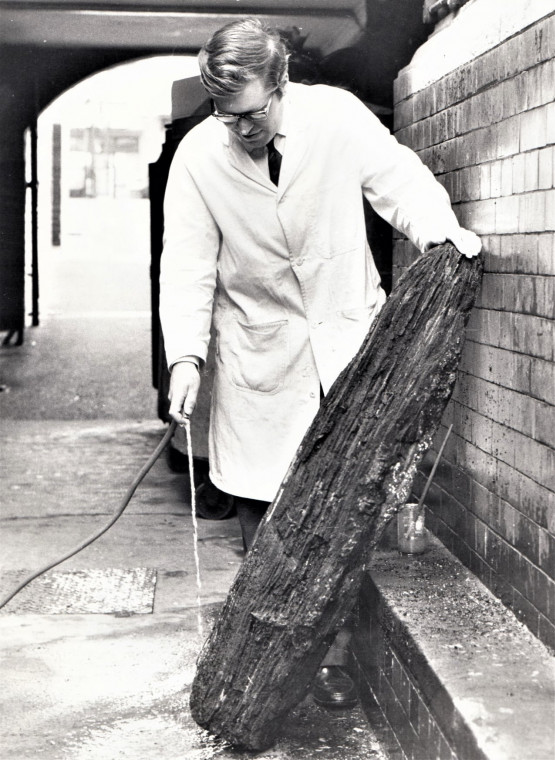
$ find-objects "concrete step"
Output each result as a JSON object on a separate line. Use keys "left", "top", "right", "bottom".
{"left": 352, "top": 535, "right": 554, "bottom": 760}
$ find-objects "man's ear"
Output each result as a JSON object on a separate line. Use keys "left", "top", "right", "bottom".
{"left": 277, "top": 72, "right": 289, "bottom": 94}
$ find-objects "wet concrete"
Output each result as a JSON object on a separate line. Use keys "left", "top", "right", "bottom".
{"left": 0, "top": 198, "right": 388, "bottom": 759}
{"left": 0, "top": 419, "right": 387, "bottom": 760}
{"left": 1, "top": 611, "right": 384, "bottom": 760}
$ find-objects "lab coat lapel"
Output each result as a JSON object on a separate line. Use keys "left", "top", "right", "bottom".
{"left": 275, "top": 96, "right": 310, "bottom": 200}
{"left": 226, "top": 134, "right": 276, "bottom": 192}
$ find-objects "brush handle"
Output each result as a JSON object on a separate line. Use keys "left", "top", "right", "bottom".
{"left": 416, "top": 423, "right": 453, "bottom": 515}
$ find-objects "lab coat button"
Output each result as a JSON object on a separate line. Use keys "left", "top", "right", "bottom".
{"left": 310, "top": 392, "right": 316, "bottom": 398}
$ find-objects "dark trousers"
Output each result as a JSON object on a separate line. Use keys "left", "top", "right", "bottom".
{"left": 234, "top": 496, "right": 270, "bottom": 552}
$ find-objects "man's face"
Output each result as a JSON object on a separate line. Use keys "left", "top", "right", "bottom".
{"left": 213, "top": 77, "right": 284, "bottom": 153}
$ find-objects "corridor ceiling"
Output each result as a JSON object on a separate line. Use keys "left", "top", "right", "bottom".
{"left": 0, "top": 0, "right": 368, "bottom": 56}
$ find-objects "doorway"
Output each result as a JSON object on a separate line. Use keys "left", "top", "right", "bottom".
{"left": 3, "top": 56, "right": 198, "bottom": 421}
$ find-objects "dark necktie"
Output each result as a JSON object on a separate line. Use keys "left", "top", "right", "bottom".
{"left": 267, "top": 138, "right": 282, "bottom": 186}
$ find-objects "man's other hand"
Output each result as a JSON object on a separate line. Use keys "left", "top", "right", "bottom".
{"left": 448, "top": 228, "right": 482, "bottom": 258}
{"left": 169, "top": 361, "right": 201, "bottom": 424}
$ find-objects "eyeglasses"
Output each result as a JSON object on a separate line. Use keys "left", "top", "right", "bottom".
{"left": 211, "top": 93, "right": 274, "bottom": 125}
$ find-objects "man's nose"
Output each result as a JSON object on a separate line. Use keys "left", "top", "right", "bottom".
{"left": 236, "top": 117, "right": 254, "bottom": 135}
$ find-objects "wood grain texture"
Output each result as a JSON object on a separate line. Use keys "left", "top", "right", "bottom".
{"left": 190, "top": 243, "right": 483, "bottom": 750}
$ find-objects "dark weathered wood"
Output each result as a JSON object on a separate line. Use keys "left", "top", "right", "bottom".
{"left": 190, "top": 243, "right": 483, "bottom": 750}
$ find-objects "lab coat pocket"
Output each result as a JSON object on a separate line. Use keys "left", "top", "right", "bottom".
{"left": 341, "top": 288, "right": 385, "bottom": 325}
{"left": 339, "top": 305, "right": 376, "bottom": 353}
{"left": 220, "top": 319, "right": 288, "bottom": 394}
{"left": 341, "top": 305, "right": 373, "bottom": 322}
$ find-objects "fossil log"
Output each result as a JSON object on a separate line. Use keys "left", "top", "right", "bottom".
{"left": 190, "top": 243, "right": 483, "bottom": 750}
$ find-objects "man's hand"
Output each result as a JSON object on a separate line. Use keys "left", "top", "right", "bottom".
{"left": 447, "top": 228, "right": 482, "bottom": 258}
{"left": 168, "top": 361, "right": 201, "bottom": 424}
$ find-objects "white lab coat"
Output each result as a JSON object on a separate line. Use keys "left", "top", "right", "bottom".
{"left": 160, "top": 83, "right": 463, "bottom": 501}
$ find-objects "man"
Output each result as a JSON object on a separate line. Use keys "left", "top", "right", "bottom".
{"left": 160, "top": 17, "right": 480, "bottom": 708}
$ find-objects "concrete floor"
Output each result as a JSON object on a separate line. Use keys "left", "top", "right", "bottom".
{"left": 0, "top": 198, "right": 387, "bottom": 759}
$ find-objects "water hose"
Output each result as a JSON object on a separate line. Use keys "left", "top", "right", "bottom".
{"left": 0, "top": 419, "right": 178, "bottom": 611}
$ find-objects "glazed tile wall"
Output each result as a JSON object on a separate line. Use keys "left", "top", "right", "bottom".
{"left": 392, "top": 10, "right": 555, "bottom": 648}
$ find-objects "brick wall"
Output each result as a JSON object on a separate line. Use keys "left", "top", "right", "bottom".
{"left": 354, "top": 577, "right": 461, "bottom": 760}
{"left": 392, "top": 6, "right": 554, "bottom": 648}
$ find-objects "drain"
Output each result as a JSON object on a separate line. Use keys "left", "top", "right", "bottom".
{"left": 1, "top": 567, "right": 157, "bottom": 614}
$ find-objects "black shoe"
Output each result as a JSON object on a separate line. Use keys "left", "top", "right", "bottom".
{"left": 312, "top": 666, "right": 358, "bottom": 709}
{"left": 195, "top": 480, "right": 235, "bottom": 520}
